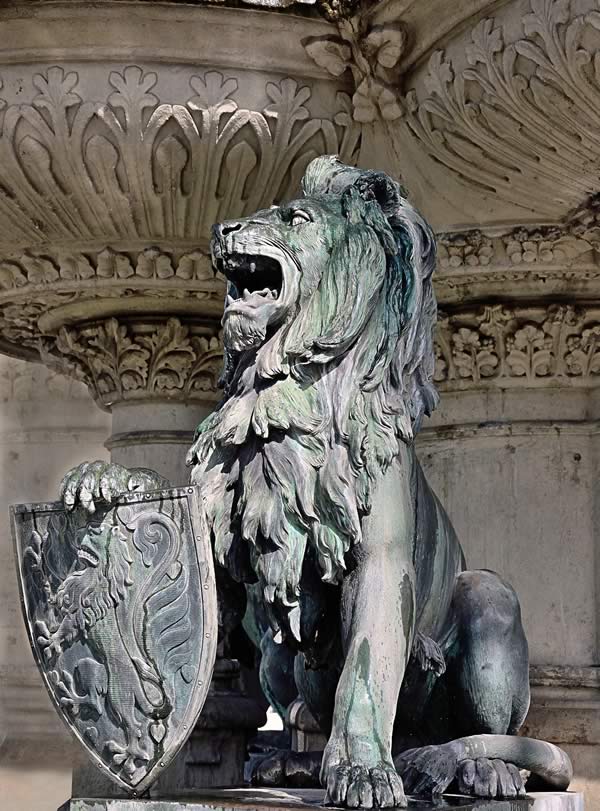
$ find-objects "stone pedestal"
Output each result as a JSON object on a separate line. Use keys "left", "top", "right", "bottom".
{"left": 286, "top": 701, "right": 326, "bottom": 755}
{"left": 58, "top": 788, "right": 585, "bottom": 811}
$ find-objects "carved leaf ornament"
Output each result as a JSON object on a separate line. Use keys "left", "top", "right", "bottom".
{"left": 52, "top": 319, "right": 223, "bottom": 408}
{"left": 304, "top": 0, "right": 406, "bottom": 122}
{"left": 0, "top": 66, "right": 359, "bottom": 250}
{"left": 0, "top": 65, "right": 360, "bottom": 368}
{"left": 434, "top": 304, "right": 600, "bottom": 387}
{"left": 404, "top": 0, "right": 600, "bottom": 217}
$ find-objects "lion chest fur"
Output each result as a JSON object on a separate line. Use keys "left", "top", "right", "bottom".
{"left": 188, "top": 156, "right": 441, "bottom": 645}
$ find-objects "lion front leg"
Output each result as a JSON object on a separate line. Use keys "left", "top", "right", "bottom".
{"left": 321, "top": 464, "right": 416, "bottom": 809}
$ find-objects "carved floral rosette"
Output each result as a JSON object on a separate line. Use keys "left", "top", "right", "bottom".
{"left": 434, "top": 304, "right": 600, "bottom": 388}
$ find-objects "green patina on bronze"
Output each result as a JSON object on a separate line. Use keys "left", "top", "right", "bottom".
{"left": 57, "top": 158, "right": 573, "bottom": 806}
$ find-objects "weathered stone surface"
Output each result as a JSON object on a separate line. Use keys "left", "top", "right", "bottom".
{"left": 58, "top": 787, "right": 585, "bottom": 811}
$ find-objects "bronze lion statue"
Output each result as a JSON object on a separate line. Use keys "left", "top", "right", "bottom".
{"left": 61, "top": 157, "right": 572, "bottom": 806}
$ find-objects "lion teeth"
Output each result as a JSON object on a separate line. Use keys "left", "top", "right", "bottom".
{"left": 250, "top": 262, "right": 256, "bottom": 273}
{"left": 226, "top": 294, "right": 235, "bottom": 306}
{"left": 243, "top": 288, "right": 250, "bottom": 299}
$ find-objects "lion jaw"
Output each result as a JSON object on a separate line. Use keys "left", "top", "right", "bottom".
{"left": 212, "top": 221, "right": 300, "bottom": 352}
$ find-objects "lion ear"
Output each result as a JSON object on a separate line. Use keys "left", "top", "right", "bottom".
{"left": 301, "top": 155, "right": 351, "bottom": 196}
{"left": 302, "top": 157, "right": 407, "bottom": 217}
{"left": 352, "top": 170, "right": 406, "bottom": 217}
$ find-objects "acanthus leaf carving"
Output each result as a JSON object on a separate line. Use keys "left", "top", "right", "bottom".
{"left": 404, "top": 0, "right": 600, "bottom": 219}
{"left": 49, "top": 318, "right": 223, "bottom": 408}
{"left": 0, "top": 66, "right": 360, "bottom": 253}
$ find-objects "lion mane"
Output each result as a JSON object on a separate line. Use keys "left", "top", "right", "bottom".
{"left": 56, "top": 523, "right": 133, "bottom": 633}
{"left": 188, "top": 156, "right": 437, "bottom": 643}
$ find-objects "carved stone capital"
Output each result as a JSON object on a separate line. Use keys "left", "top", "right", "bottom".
{"left": 44, "top": 318, "right": 223, "bottom": 409}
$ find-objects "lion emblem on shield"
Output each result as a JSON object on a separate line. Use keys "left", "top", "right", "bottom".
{"left": 21, "top": 500, "right": 201, "bottom": 788}
{"left": 61, "top": 157, "right": 572, "bottom": 805}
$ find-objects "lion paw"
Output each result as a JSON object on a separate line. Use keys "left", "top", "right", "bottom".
{"left": 325, "top": 762, "right": 406, "bottom": 808}
{"left": 251, "top": 750, "right": 322, "bottom": 789}
{"left": 395, "top": 744, "right": 458, "bottom": 797}
{"left": 35, "top": 620, "right": 62, "bottom": 661}
{"left": 457, "top": 758, "right": 526, "bottom": 798}
{"left": 251, "top": 750, "right": 288, "bottom": 787}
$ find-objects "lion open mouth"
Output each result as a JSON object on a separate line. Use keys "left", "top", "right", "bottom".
{"left": 77, "top": 541, "right": 100, "bottom": 568}
{"left": 217, "top": 253, "right": 283, "bottom": 308}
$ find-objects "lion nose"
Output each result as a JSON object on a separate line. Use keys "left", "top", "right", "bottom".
{"left": 215, "top": 221, "right": 243, "bottom": 239}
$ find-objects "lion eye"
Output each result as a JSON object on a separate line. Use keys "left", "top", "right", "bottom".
{"left": 290, "top": 210, "right": 311, "bottom": 226}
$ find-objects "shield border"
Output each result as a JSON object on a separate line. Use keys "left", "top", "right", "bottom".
{"left": 11, "top": 484, "right": 218, "bottom": 796}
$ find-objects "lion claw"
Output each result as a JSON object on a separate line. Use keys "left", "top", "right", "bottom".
{"left": 325, "top": 762, "right": 406, "bottom": 808}
{"left": 35, "top": 621, "right": 62, "bottom": 660}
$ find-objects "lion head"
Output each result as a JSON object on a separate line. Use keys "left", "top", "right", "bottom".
{"left": 189, "top": 156, "right": 438, "bottom": 644}
{"left": 56, "top": 520, "right": 133, "bottom": 631}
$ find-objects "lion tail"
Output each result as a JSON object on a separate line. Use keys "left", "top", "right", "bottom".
{"left": 452, "top": 734, "right": 572, "bottom": 790}
{"left": 132, "top": 656, "right": 170, "bottom": 717}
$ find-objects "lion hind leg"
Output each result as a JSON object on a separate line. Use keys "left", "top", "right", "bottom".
{"left": 397, "top": 570, "right": 571, "bottom": 800}
{"left": 449, "top": 569, "right": 530, "bottom": 737}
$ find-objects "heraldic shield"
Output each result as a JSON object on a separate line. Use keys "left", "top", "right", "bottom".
{"left": 11, "top": 486, "right": 218, "bottom": 795}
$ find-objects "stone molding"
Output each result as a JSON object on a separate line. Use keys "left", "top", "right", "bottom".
{"left": 435, "top": 219, "right": 600, "bottom": 303}
{"left": 0, "top": 244, "right": 226, "bottom": 357}
{"left": 526, "top": 665, "right": 600, "bottom": 748}
{"left": 402, "top": 0, "right": 600, "bottom": 222}
{"left": 434, "top": 304, "right": 600, "bottom": 389}
{"left": 438, "top": 225, "right": 598, "bottom": 272}
{"left": 0, "top": 65, "right": 359, "bottom": 255}
{"left": 45, "top": 318, "right": 223, "bottom": 409}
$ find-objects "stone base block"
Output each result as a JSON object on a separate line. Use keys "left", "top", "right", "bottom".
{"left": 58, "top": 787, "right": 584, "bottom": 811}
